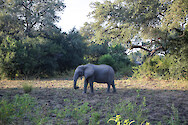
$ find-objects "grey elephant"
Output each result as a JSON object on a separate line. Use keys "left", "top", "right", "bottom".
{"left": 73, "top": 64, "right": 116, "bottom": 94}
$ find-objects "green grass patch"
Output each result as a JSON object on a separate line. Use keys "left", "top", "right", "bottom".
{"left": 0, "top": 94, "right": 49, "bottom": 125}
{"left": 22, "top": 83, "right": 33, "bottom": 93}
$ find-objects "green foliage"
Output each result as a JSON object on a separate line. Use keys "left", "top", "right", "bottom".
{"left": 132, "top": 54, "right": 187, "bottom": 80}
{"left": 108, "top": 115, "right": 144, "bottom": 125}
{"left": 168, "top": 104, "right": 180, "bottom": 125}
{"left": 22, "top": 83, "right": 33, "bottom": 93}
{"left": 0, "top": 99, "right": 14, "bottom": 124}
{"left": 89, "top": 0, "right": 187, "bottom": 44}
{"left": 98, "top": 44, "right": 133, "bottom": 77}
{"left": 12, "top": 94, "right": 36, "bottom": 118}
{"left": 51, "top": 101, "right": 96, "bottom": 125}
{"left": 109, "top": 45, "right": 131, "bottom": 69}
{"left": 0, "top": 94, "right": 41, "bottom": 124}
{"left": 0, "top": 36, "right": 58, "bottom": 78}
{"left": 0, "top": 29, "right": 87, "bottom": 79}
{"left": 0, "top": 0, "right": 65, "bottom": 37}
{"left": 89, "top": 112, "right": 101, "bottom": 125}
{"left": 60, "top": 29, "right": 87, "bottom": 70}
{"left": 1, "top": 93, "right": 186, "bottom": 125}
{"left": 86, "top": 42, "right": 108, "bottom": 64}
{"left": 0, "top": 0, "right": 88, "bottom": 79}
{"left": 110, "top": 45, "right": 133, "bottom": 77}
{"left": 108, "top": 115, "right": 151, "bottom": 125}
{"left": 167, "top": 104, "right": 187, "bottom": 125}
{"left": 83, "top": 0, "right": 188, "bottom": 79}
{"left": 98, "top": 54, "right": 115, "bottom": 68}
{"left": 112, "top": 97, "right": 148, "bottom": 125}
{"left": 107, "top": 98, "right": 186, "bottom": 125}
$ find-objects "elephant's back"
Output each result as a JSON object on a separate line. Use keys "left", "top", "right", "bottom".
{"left": 86, "top": 64, "right": 115, "bottom": 75}
{"left": 94, "top": 64, "right": 115, "bottom": 82}
{"left": 98, "top": 64, "right": 114, "bottom": 73}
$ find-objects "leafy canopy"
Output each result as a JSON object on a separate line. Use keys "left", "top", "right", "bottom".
{"left": 81, "top": 0, "right": 188, "bottom": 56}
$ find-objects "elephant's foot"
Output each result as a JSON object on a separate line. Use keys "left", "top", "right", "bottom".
{"left": 106, "top": 91, "right": 110, "bottom": 93}
{"left": 74, "top": 86, "right": 79, "bottom": 89}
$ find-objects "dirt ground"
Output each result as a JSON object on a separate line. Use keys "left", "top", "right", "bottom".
{"left": 0, "top": 79, "right": 188, "bottom": 124}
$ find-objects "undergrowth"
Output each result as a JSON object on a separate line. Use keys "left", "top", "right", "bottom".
{"left": 0, "top": 94, "right": 48, "bottom": 125}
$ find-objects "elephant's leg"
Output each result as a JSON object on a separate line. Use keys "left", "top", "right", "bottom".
{"left": 89, "top": 82, "right": 94, "bottom": 93}
{"left": 112, "top": 81, "right": 116, "bottom": 93}
{"left": 83, "top": 79, "right": 88, "bottom": 93}
{"left": 106, "top": 83, "right": 110, "bottom": 93}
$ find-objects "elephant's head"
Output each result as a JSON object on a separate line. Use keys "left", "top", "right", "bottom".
{"left": 73, "top": 65, "right": 94, "bottom": 89}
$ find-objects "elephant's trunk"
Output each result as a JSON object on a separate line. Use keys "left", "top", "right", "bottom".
{"left": 73, "top": 72, "right": 79, "bottom": 89}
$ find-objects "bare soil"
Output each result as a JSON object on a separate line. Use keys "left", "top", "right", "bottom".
{"left": 0, "top": 79, "right": 188, "bottom": 124}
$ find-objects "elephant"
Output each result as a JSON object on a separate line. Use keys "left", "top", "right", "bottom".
{"left": 73, "top": 64, "right": 116, "bottom": 94}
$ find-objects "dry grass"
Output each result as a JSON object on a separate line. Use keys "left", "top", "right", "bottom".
{"left": 1, "top": 78, "right": 187, "bottom": 90}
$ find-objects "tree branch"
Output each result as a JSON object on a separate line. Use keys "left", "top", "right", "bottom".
{"left": 150, "top": 46, "right": 163, "bottom": 56}
{"left": 131, "top": 45, "right": 151, "bottom": 52}
{"left": 131, "top": 45, "right": 164, "bottom": 56}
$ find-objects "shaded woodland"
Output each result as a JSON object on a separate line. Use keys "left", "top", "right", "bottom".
{"left": 0, "top": 0, "right": 187, "bottom": 80}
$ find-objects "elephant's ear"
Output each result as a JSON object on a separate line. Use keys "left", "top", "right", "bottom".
{"left": 84, "top": 66, "right": 94, "bottom": 79}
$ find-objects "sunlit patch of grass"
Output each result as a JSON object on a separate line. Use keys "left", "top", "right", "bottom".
{"left": 122, "top": 78, "right": 188, "bottom": 90}
{"left": 1, "top": 79, "right": 187, "bottom": 91}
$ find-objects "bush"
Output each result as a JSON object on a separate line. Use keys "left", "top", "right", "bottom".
{"left": 0, "top": 30, "right": 87, "bottom": 79}
{"left": 107, "top": 115, "right": 149, "bottom": 125}
{"left": 89, "top": 112, "right": 101, "bottom": 125}
{"left": 112, "top": 97, "right": 148, "bottom": 124}
{"left": 132, "top": 54, "right": 187, "bottom": 80}
{"left": 22, "top": 83, "right": 33, "bottom": 93}
{"left": 0, "top": 99, "right": 14, "bottom": 124}
{"left": 97, "top": 44, "right": 133, "bottom": 78}
{"left": 0, "top": 94, "right": 38, "bottom": 124}
{"left": 98, "top": 54, "right": 115, "bottom": 69}
{"left": 86, "top": 42, "right": 108, "bottom": 64}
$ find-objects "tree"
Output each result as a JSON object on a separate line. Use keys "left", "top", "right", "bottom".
{"left": 0, "top": 0, "right": 65, "bottom": 37}
{"left": 85, "top": 42, "right": 108, "bottom": 64}
{"left": 0, "top": 30, "right": 88, "bottom": 79}
{"left": 57, "top": 28, "right": 87, "bottom": 71}
{"left": 83, "top": 0, "right": 188, "bottom": 56}
{"left": 0, "top": 0, "right": 90, "bottom": 79}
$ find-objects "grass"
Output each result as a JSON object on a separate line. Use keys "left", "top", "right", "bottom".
{"left": 22, "top": 83, "right": 33, "bottom": 93}
{"left": 0, "top": 94, "right": 185, "bottom": 125}
{"left": 0, "top": 79, "right": 187, "bottom": 124}
{"left": 0, "top": 94, "right": 40, "bottom": 124}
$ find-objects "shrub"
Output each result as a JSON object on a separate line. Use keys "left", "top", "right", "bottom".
{"left": 98, "top": 54, "right": 115, "bottom": 69}
{"left": 0, "top": 94, "right": 38, "bottom": 124}
{"left": 89, "top": 112, "right": 101, "bottom": 125}
{"left": 86, "top": 42, "right": 108, "bottom": 64}
{"left": 22, "top": 83, "right": 33, "bottom": 93}
{"left": 132, "top": 54, "right": 187, "bottom": 80}
{"left": 107, "top": 115, "right": 150, "bottom": 125}
{"left": 0, "top": 99, "right": 14, "bottom": 124}
{"left": 108, "top": 115, "right": 135, "bottom": 125}
{"left": 107, "top": 95, "right": 148, "bottom": 125}
{"left": 0, "top": 30, "right": 87, "bottom": 79}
